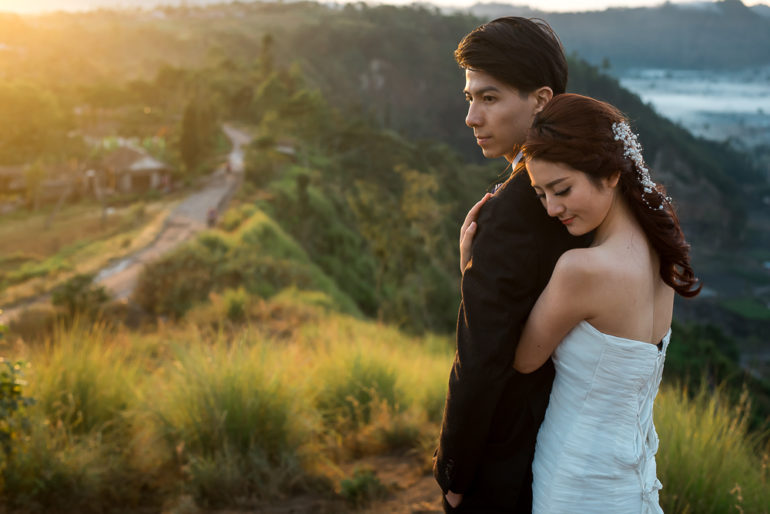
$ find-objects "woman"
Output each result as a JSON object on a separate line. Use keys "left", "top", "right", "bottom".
{"left": 460, "top": 94, "right": 699, "bottom": 512}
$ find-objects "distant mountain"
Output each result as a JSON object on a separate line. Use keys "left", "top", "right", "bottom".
{"left": 466, "top": 0, "right": 770, "bottom": 69}
{"left": 752, "top": 3, "right": 770, "bottom": 17}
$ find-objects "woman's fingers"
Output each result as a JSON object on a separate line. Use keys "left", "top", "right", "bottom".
{"left": 459, "top": 193, "right": 490, "bottom": 273}
{"left": 460, "top": 221, "right": 477, "bottom": 273}
{"left": 460, "top": 193, "right": 491, "bottom": 242}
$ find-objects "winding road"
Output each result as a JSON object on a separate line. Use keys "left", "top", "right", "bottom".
{"left": 0, "top": 124, "right": 250, "bottom": 323}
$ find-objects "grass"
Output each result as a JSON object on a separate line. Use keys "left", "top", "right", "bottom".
{"left": 0, "top": 199, "right": 174, "bottom": 306}
{"left": 720, "top": 298, "right": 770, "bottom": 321}
{"left": 656, "top": 385, "right": 769, "bottom": 513}
{"left": 3, "top": 298, "right": 767, "bottom": 512}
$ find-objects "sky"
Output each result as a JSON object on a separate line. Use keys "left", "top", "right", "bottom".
{"left": 0, "top": 0, "right": 767, "bottom": 15}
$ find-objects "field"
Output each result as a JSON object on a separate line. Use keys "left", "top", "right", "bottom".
{"left": 1, "top": 287, "right": 768, "bottom": 513}
{"left": 0, "top": 198, "right": 175, "bottom": 307}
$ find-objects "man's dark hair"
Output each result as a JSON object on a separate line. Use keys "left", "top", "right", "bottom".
{"left": 455, "top": 17, "right": 568, "bottom": 95}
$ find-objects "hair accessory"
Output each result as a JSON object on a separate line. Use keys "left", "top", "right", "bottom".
{"left": 611, "top": 121, "right": 671, "bottom": 210}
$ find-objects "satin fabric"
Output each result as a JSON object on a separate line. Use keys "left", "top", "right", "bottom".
{"left": 532, "top": 320, "right": 669, "bottom": 513}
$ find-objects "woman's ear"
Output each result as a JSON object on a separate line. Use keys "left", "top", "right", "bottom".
{"left": 606, "top": 171, "right": 621, "bottom": 189}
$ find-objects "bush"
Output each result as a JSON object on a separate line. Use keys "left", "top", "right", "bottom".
{"left": 51, "top": 274, "right": 109, "bottom": 319}
{"left": 223, "top": 287, "right": 248, "bottom": 323}
{"left": 315, "top": 353, "right": 400, "bottom": 430}
{"left": 339, "top": 467, "right": 387, "bottom": 507}
{"left": 0, "top": 359, "right": 35, "bottom": 470}
{"left": 149, "top": 339, "right": 311, "bottom": 505}
{"left": 133, "top": 242, "right": 218, "bottom": 318}
{"left": 29, "top": 323, "right": 140, "bottom": 435}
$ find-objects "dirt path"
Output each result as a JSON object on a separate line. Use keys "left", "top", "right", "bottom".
{"left": 198, "top": 455, "right": 444, "bottom": 514}
{"left": 0, "top": 124, "right": 251, "bottom": 323}
{"left": 90, "top": 124, "right": 250, "bottom": 300}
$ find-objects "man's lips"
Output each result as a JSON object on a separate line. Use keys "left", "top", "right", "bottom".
{"left": 560, "top": 216, "right": 575, "bottom": 225}
{"left": 475, "top": 135, "right": 491, "bottom": 145}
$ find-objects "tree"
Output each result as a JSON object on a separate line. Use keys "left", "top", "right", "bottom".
{"left": 22, "top": 161, "right": 45, "bottom": 211}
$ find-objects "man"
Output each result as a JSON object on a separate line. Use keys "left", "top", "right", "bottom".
{"left": 433, "top": 17, "right": 589, "bottom": 512}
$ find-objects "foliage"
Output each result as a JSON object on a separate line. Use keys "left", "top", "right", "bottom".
{"left": 665, "top": 321, "right": 770, "bottom": 431}
{"left": 339, "top": 467, "right": 388, "bottom": 507}
{"left": 148, "top": 338, "right": 310, "bottom": 506}
{"left": 51, "top": 273, "right": 110, "bottom": 319}
{"left": 133, "top": 210, "right": 360, "bottom": 319}
{"left": 0, "top": 359, "right": 35, "bottom": 473}
{"left": 720, "top": 298, "right": 770, "bottom": 321}
{"left": 315, "top": 354, "right": 400, "bottom": 430}
{"left": 0, "top": 82, "right": 72, "bottom": 165}
{"left": 223, "top": 287, "right": 248, "bottom": 323}
{"left": 0, "top": 297, "right": 768, "bottom": 510}
{"left": 180, "top": 96, "right": 219, "bottom": 174}
{"left": 656, "top": 384, "right": 770, "bottom": 513}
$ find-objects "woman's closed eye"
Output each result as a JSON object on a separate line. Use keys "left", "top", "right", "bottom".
{"left": 535, "top": 186, "right": 571, "bottom": 200}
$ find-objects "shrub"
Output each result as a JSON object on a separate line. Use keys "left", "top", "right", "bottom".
{"left": 51, "top": 273, "right": 109, "bottom": 319}
{"left": 133, "top": 242, "right": 217, "bottom": 318}
{"left": 0, "top": 359, "right": 35, "bottom": 471}
{"left": 315, "top": 353, "right": 400, "bottom": 430}
{"left": 339, "top": 467, "right": 388, "bottom": 507}
{"left": 29, "top": 323, "right": 139, "bottom": 435}
{"left": 149, "top": 339, "right": 311, "bottom": 505}
{"left": 223, "top": 287, "right": 248, "bottom": 322}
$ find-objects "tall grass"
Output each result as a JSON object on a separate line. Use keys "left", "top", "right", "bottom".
{"left": 3, "top": 298, "right": 768, "bottom": 511}
{"left": 656, "top": 384, "right": 769, "bottom": 513}
{"left": 147, "top": 334, "right": 312, "bottom": 506}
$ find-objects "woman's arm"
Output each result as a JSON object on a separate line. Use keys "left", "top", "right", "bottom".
{"left": 514, "top": 249, "right": 599, "bottom": 374}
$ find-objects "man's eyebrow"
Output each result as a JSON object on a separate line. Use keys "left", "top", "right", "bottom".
{"left": 463, "top": 86, "right": 501, "bottom": 96}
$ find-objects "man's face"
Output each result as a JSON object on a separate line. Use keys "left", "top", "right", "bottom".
{"left": 464, "top": 69, "right": 540, "bottom": 162}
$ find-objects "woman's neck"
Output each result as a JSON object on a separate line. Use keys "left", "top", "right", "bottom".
{"left": 591, "top": 195, "right": 640, "bottom": 248}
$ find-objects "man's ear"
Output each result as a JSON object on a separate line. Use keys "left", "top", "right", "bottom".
{"left": 532, "top": 86, "right": 554, "bottom": 114}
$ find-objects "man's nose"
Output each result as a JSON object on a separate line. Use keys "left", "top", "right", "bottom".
{"left": 465, "top": 103, "right": 481, "bottom": 128}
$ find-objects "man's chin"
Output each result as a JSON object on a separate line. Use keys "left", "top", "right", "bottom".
{"left": 481, "top": 147, "right": 505, "bottom": 159}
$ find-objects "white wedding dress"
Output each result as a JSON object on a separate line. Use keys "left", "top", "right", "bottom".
{"left": 532, "top": 320, "right": 669, "bottom": 513}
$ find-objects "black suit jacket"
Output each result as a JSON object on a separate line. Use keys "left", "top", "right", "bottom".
{"left": 434, "top": 168, "right": 589, "bottom": 512}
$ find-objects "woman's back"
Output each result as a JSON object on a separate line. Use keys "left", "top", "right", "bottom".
{"left": 531, "top": 320, "right": 669, "bottom": 513}
{"left": 567, "top": 236, "right": 674, "bottom": 347}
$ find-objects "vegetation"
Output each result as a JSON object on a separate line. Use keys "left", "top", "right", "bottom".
{"left": 0, "top": 296, "right": 767, "bottom": 512}
{"left": 0, "top": 2, "right": 768, "bottom": 511}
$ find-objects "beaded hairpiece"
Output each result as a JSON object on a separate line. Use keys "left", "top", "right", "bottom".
{"left": 611, "top": 121, "right": 670, "bottom": 210}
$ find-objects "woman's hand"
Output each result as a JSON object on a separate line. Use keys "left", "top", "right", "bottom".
{"left": 446, "top": 490, "right": 463, "bottom": 508}
{"left": 460, "top": 193, "right": 491, "bottom": 273}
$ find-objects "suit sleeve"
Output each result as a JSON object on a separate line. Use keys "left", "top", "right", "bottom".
{"left": 433, "top": 190, "right": 539, "bottom": 494}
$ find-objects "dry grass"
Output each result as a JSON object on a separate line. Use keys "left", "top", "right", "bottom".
{"left": 0, "top": 200, "right": 174, "bottom": 306}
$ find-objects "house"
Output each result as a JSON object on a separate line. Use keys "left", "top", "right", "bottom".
{"left": 0, "top": 165, "right": 26, "bottom": 194}
{"left": 100, "top": 146, "right": 172, "bottom": 194}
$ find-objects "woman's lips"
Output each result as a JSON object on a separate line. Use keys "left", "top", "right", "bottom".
{"left": 560, "top": 216, "right": 575, "bottom": 225}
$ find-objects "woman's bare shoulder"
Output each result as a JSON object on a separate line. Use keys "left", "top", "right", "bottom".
{"left": 554, "top": 246, "right": 611, "bottom": 277}
{"left": 548, "top": 247, "right": 609, "bottom": 295}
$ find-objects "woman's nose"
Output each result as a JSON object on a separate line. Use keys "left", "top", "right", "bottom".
{"left": 545, "top": 197, "right": 565, "bottom": 217}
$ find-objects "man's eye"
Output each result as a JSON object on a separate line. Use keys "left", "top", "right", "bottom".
{"left": 555, "top": 187, "right": 571, "bottom": 196}
{"left": 483, "top": 96, "right": 495, "bottom": 102}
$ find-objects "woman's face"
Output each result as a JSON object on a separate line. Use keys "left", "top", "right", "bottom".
{"left": 526, "top": 159, "right": 617, "bottom": 236}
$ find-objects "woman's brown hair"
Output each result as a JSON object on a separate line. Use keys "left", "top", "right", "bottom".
{"left": 524, "top": 93, "right": 701, "bottom": 297}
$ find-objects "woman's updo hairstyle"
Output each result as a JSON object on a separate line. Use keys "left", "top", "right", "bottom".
{"left": 523, "top": 93, "right": 700, "bottom": 298}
